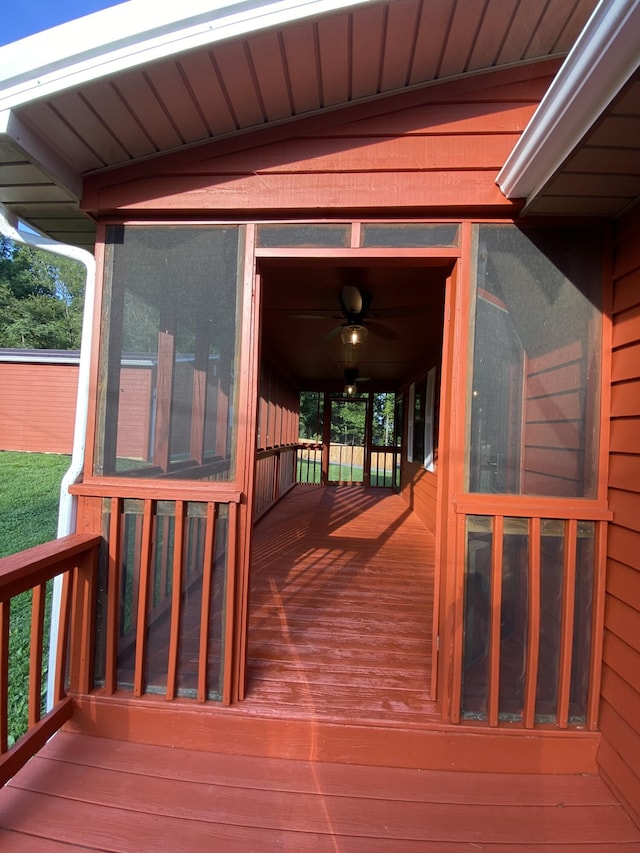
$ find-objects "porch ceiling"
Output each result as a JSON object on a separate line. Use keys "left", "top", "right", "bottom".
{"left": 0, "top": 0, "right": 600, "bottom": 249}
{"left": 259, "top": 257, "right": 448, "bottom": 390}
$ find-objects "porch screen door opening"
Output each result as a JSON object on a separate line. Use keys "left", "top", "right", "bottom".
{"left": 328, "top": 397, "right": 368, "bottom": 484}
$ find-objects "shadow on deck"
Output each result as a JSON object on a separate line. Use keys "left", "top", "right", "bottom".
{"left": 2, "top": 487, "right": 639, "bottom": 849}
{"left": 244, "top": 484, "right": 438, "bottom": 724}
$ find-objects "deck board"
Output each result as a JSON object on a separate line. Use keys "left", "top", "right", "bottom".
{"left": 1, "top": 486, "right": 640, "bottom": 848}
{"left": 244, "top": 485, "right": 439, "bottom": 722}
{"left": 2, "top": 731, "right": 640, "bottom": 851}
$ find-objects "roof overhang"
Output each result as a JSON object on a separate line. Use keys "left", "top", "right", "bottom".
{"left": 0, "top": 0, "right": 376, "bottom": 110}
{"left": 0, "top": 0, "right": 614, "bottom": 247}
{"left": 496, "top": 0, "right": 640, "bottom": 217}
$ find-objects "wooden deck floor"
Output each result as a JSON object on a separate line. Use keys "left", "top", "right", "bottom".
{"left": 244, "top": 485, "right": 438, "bottom": 723}
{"left": 2, "top": 486, "right": 640, "bottom": 848}
{"left": 3, "top": 730, "right": 640, "bottom": 851}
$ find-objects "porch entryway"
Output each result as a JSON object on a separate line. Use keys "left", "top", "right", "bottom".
{"left": 245, "top": 484, "right": 438, "bottom": 723}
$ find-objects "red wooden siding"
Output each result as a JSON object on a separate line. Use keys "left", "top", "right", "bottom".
{"left": 82, "top": 64, "right": 555, "bottom": 215}
{"left": 0, "top": 359, "right": 78, "bottom": 454}
{"left": 602, "top": 204, "right": 640, "bottom": 822}
{"left": 522, "top": 342, "right": 588, "bottom": 497}
{"left": 115, "top": 367, "right": 152, "bottom": 460}
{"left": 401, "top": 465, "right": 437, "bottom": 533}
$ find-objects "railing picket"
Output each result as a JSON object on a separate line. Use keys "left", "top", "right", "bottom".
{"left": 222, "top": 501, "right": 238, "bottom": 704}
{"left": 133, "top": 499, "right": 155, "bottom": 697}
{"left": 166, "top": 500, "right": 186, "bottom": 700}
{"left": 523, "top": 517, "right": 541, "bottom": 729}
{"left": 557, "top": 519, "right": 577, "bottom": 728}
{"left": 587, "top": 520, "right": 608, "bottom": 730}
{"left": 105, "top": 496, "right": 122, "bottom": 694}
{"left": 451, "top": 514, "right": 467, "bottom": 724}
{"left": 28, "top": 583, "right": 46, "bottom": 728}
{"left": 488, "top": 516, "right": 504, "bottom": 727}
{"left": 197, "top": 502, "right": 216, "bottom": 702}
{"left": 0, "top": 602, "right": 8, "bottom": 753}
{"left": 53, "top": 571, "right": 72, "bottom": 704}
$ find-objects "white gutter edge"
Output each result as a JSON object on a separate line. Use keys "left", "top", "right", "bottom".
{"left": 496, "top": 0, "right": 640, "bottom": 203}
{"left": 0, "top": 0, "right": 375, "bottom": 111}
{"left": 0, "top": 204, "right": 96, "bottom": 712}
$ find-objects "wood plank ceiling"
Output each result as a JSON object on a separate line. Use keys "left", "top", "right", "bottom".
{"left": 0, "top": 0, "right": 599, "bottom": 248}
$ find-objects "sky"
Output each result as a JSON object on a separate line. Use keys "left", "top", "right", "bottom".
{"left": 1, "top": 0, "right": 128, "bottom": 47}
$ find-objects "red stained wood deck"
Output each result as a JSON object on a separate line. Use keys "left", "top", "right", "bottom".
{"left": 244, "top": 485, "right": 438, "bottom": 723}
{"left": 2, "top": 730, "right": 639, "bottom": 851}
{"left": 1, "top": 486, "right": 640, "bottom": 848}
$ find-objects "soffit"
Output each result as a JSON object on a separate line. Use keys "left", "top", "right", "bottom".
{"left": 520, "top": 68, "right": 640, "bottom": 217}
{"left": 0, "top": 0, "right": 598, "bottom": 249}
{"left": 496, "top": 0, "right": 640, "bottom": 219}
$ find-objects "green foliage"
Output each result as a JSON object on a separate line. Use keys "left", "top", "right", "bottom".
{"left": 0, "top": 237, "right": 84, "bottom": 349}
{"left": 372, "top": 393, "right": 395, "bottom": 446}
{"left": 298, "top": 391, "right": 323, "bottom": 440}
{"left": 299, "top": 391, "right": 396, "bottom": 446}
{"left": 0, "top": 452, "right": 70, "bottom": 745}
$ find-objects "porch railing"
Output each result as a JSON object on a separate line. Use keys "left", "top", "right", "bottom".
{"left": 96, "top": 496, "right": 237, "bottom": 703}
{"left": 454, "top": 511, "right": 606, "bottom": 730}
{"left": 370, "top": 447, "right": 400, "bottom": 487}
{"left": 254, "top": 445, "right": 297, "bottom": 519}
{"left": 0, "top": 534, "right": 100, "bottom": 786}
{"left": 296, "top": 442, "right": 322, "bottom": 484}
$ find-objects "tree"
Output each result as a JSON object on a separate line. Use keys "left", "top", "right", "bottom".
{"left": 372, "top": 392, "right": 395, "bottom": 445}
{"left": 0, "top": 237, "right": 85, "bottom": 349}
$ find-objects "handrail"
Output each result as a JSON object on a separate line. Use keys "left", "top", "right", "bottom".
{"left": 0, "top": 534, "right": 100, "bottom": 787}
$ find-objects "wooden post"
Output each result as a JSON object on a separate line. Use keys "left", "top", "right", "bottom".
{"left": 68, "top": 547, "right": 99, "bottom": 696}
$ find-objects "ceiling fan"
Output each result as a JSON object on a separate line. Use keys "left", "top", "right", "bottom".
{"left": 343, "top": 366, "right": 371, "bottom": 395}
{"left": 323, "top": 282, "right": 399, "bottom": 343}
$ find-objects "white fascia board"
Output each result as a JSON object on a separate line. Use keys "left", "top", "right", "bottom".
{"left": 496, "top": 0, "right": 640, "bottom": 202}
{"left": 0, "top": 110, "right": 82, "bottom": 198}
{"left": 0, "top": 0, "right": 375, "bottom": 111}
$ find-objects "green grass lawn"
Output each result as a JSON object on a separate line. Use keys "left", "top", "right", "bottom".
{"left": 0, "top": 451, "right": 70, "bottom": 745}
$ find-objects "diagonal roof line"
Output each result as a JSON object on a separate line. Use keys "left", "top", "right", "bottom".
{"left": 496, "top": 0, "right": 640, "bottom": 206}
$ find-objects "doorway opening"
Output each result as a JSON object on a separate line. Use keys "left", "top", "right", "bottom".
{"left": 247, "top": 255, "right": 451, "bottom": 718}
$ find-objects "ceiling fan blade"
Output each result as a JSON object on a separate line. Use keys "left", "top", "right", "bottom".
{"left": 366, "top": 320, "right": 399, "bottom": 341}
{"left": 322, "top": 324, "right": 344, "bottom": 341}
{"left": 291, "top": 312, "right": 337, "bottom": 320}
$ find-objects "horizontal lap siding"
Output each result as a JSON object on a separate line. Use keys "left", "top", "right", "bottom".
{"left": 602, "top": 205, "right": 640, "bottom": 822}
{"left": 0, "top": 362, "right": 77, "bottom": 453}
{"left": 401, "top": 463, "right": 437, "bottom": 533}
{"left": 522, "top": 340, "right": 590, "bottom": 497}
{"left": 83, "top": 66, "right": 553, "bottom": 214}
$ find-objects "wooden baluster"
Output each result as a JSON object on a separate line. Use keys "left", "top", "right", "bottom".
{"left": 166, "top": 500, "right": 186, "bottom": 700}
{"left": 587, "top": 520, "right": 607, "bottom": 730}
{"left": 222, "top": 502, "right": 238, "bottom": 705}
{"left": 557, "top": 519, "right": 577, "bottom": 728}
{"left": 523, "top": 517, "right": 541, "bottom": 729}
{"left": 133, "top": 500, "right": 155, "bottom": 697}
{"left": 28, "top": 583, "right": 46, "bottom": 728}
{"left": 68, "top": 546, "right": 99, "bottom": 696}
{"left": 488, "top": 516, "right": 504, "bottom": 727}
{"left": 53, "top": 571, "right": 72, "bottom": 704}
{"left": 105, "top": 496, "right": 122, "bottom": 695}
{"left": 450, "top": 514, "right": 467, "bottom": 724}
{"left": 197, "top": 502, "right": 217, "bottom": 702}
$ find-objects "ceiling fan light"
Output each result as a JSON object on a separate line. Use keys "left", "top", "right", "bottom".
{"left": 341, "top": 324, "right": 368, "bottom": 346}
{"left": 344, "top": 383, "right": 357, "bottom": 396}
